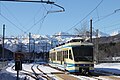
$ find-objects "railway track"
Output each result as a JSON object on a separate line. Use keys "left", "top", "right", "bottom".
{"left": 40, "top": 64, "right": 81, "bottom": 80}
{"left": 11, "top": 63, "right": 120, "bottom": 80}
{"left": 31, "top": 64, "right": 52, "bottom": 80}
{"left": 11, "top": 63, "right": 52, "bottom": 80}
{"left": 11, "top": 65, "right": 37, "bottom": 80}
{"left": 36, "top": 64, "right": 53, "bottom": 80}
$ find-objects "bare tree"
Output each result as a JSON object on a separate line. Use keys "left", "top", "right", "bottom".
{"left": 74, "top": 21, "right": 89, "bottom": 37}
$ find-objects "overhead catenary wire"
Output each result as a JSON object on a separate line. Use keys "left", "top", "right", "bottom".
{"left": 36, "top": 15, "right": 45, "bottom": 34}
{"left": 0, "top": 14, "right": 25, "bottom": 32}
{"left": 65, "top": 0, "right": 103, "bottom": 32}
{"left": 0, "top": 0, "right": 65, "bottom": 35}
{"left": 1, "top": 3, "right": 25, "bottom": 29}
{"left": 96, "top": 8, "right": 100, "bottom": 21}
{"left": 92, "top": 8, "right": 120, "bottom": 35}
{"left": 97, "top": 22, "right": 120, "bottom": 32}
{"left": 47, "top": 3, "right": 65, "bottom": 13}
{"left": 36, "top": 4, "right": 53, "bottom": 34}
{"left": 36, "top": 8, "right": 48, "bottom": 34}
{"left": 34, "top": 5, "right": 43, "bottom": 25}
{"left": 27, "top": 1, "right": 65, "bottom": 33}
{"left": 26, "top": 12, "right": 48, "bottom": 32}
{"left": 93, "top": 9, "right": 120, "bottom": 24}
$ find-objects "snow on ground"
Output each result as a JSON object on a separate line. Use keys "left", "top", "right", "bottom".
{"left": 38, "top": 65, "right": 62, "bottom": 73}
{"left": 0, "top": 62, "right": 120, "bottom": 80}
{"left": 95, "top": 63, "right": 120, "bottom": 75}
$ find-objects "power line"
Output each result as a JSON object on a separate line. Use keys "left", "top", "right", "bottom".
{"left": 66, "top": 0, "right": 103, "bottom": 32}
{"left": 1, "top": 3, "right": 26, "bottom": 29}
{"left": 36, "top": 4, "right": 53, "bottom": 34}
{"left": 42, "top": 4, "right": 49, "bottom": 12}
{"left": 101, "top": 22, "right": 120, "bottom": 29}
{"left": 0, "top": 14, "right": 25, "bottom": 32}
{"left": 26, "top": 12, "right": 48, "bottom": 32}
{"left": 93, "top": 9, "right": 120, "bottom": 24}
{"left": 47, "top": 3, "right": 65, "bottom": 13}
{"left": 34, "top": 5, "right": 43, "bottom": 25}
{"left": 96, "top": 8, "right": 100, "bottom": 21}
{"left": 27, "top": 1, "right": 65, "bottom": 33}
{"left": 36, "top": 10, "right": 47, "bottom": 34}
{"left": 36, "top": 16, "right": 45, "bottom": 34}
{"left": 92, "top": 21, "right": 120, "bottom": 36}
{"left": 102, "top": 27, "right": 120, "bottom": 34}
{"left": 0, "top": 0, "right": 65, "bottom": 35}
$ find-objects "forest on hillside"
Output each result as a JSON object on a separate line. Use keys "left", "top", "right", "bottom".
{"left": 98, "top": 42, "right": 120, "bottom": 60}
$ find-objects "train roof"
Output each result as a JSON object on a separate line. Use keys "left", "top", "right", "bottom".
{"left": 50, "top": 41, "right": 93, "bottom": 51}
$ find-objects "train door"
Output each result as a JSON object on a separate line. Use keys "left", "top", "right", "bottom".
{"left": 63, "top": 50, "right": 68, "bottom": 69}
{"left": 69, "top": 49, "right": 73, "bottom": 60}
{"left": 60, "top": 51, "right": 64, "bottom": 65}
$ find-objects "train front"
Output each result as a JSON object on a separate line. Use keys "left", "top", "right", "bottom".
{"left": 72, "top": 45, "right": 94, "bottom": 74}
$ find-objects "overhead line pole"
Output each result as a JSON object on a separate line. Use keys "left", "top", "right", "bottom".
{"left": 94, "top": 29, "right": 99, "bottom": 64}
{"left": 2, "top": 24, "right": 5, "bottom": 61}
{"left": 90, "top": 19, "right": 92, "bottom": 43}
{"left": 29, "top": 32, "right": 31, "bottom": 62}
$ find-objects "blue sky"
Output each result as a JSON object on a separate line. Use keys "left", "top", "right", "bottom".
{"left": 0, "top": 0, "right": 120, "bottom": 37}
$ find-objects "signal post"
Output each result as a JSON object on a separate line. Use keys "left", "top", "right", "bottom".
{"left": 14, "top": 52, "right": 23, "bottom": 80}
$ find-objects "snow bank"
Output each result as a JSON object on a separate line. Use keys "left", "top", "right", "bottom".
{"left": 95, "top": 63, "right": 120, "bottom": 75}
{"left": 0, "top": 72, "right": 27, "bottom": 80}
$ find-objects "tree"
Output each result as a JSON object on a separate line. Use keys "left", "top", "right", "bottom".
{"left": 74, "top": 21, "right": 89, "bottom": 37}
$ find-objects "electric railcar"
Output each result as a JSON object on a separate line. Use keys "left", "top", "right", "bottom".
{"left": 49, "top": 39, "right": 94, "bottom": 74}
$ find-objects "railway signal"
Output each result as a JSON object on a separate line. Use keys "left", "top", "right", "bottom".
{"left": 15, "top": 60, "right": 22, "bottom": 71}
{"left": 15, "top": 60, "right": 22, "bottom": 80}
{"left": 14, "top": 52, "right": 23, "bottom": 80}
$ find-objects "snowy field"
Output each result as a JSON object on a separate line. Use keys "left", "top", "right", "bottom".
{"left": 0, "top": 62, "right": 120, "bottom": 80}
{"left": 95, "top": 63, "right": 120, "bottom": 75}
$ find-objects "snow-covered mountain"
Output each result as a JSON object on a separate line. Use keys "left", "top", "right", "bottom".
{"left": 92, "top": 30, "right": 109, "bottom": 38}
{"left": 110, "top": 31, "right": 120, "bottom": 36}
{"left": 0, "top": 31, "right": 113, "bottom": 53}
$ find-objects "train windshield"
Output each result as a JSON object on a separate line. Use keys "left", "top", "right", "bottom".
{"left": 72, "top": 46, "right": 93, "bottom": 62}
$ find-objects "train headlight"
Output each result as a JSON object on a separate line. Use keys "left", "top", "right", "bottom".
{"left": 89, "top": 67, "right": 94, "bottom": 70}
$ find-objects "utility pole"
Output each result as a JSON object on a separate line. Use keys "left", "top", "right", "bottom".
{"left": 29, "top": 33, "right": 31, "bottom": 62}
{"left": 2, "top": 24, "right": 5, "bottom": 61}
{"left": 33, "top": 39, "right": 35, "bottom": 61}
{"left": 96, "top": 29, "right": 99, "bottom": 63}
{"left": 90, "top": 19, "right": 92, "bottom": 43}
{"left": 29, "top": 33, "right": 31, "bottom": 53}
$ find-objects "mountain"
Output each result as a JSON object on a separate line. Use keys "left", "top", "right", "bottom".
{"left": 0, "top": 31, "right": 118, "bottom": 53}
{"left": 92, "top": 30, "right": 109, "bottom": 38}
{"left": 110, "top": 31, "right": 120, "bottom": 36}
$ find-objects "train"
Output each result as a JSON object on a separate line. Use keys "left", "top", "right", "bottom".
{"left": 49, "top": 39, "right": 94, "bottom": 74}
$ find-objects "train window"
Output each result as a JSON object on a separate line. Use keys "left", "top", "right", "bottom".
{"left": 64, "top": 51, "right": 68, "bottom": 58}
{"left": 51, "top": 52, "right": 56, "bottom": 61}
{"left": 72, "top": 46, "right": 93, "bottom": 62}
{"left": 69, "top": 50, "right": 72, "bottom": 60}
{"left": 57, "top": 51, "right": 61, "bottom": 61}
{"left": 50, "top": 53, "right": 53, "bottom": 61}
{"left": 62, "top": 51, "right": 64, "bottom": 61}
